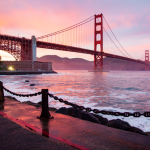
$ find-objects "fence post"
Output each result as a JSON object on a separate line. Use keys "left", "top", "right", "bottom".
{"left": 0, "top": 81, "right": 4, "bottom": 102}
{"left": 38, "top": 89, "right": 53, "bottom": 119}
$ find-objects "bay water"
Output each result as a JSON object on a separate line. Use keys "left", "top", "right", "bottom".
{"left": 1, "top": 70, "right": 150, "bottom": 132}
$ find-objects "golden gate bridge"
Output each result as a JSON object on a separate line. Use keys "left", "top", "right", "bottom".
{"left": 0, "top": 14, "right": 149, "bottom": 71}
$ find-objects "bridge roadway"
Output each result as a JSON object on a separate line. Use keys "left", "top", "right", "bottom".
{"left": 0, "top": 34, "right": 146, "bottom": 65}
{"left": 37, "top": 40, "right": 146, "bottom": 65}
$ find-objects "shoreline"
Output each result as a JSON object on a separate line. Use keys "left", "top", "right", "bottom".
{"left": 4, "top": 96, "right": 150, "bottom": 136}
{"left": 0, "top": 70, "right": 57, "bottom": 75}
{"left": 1, "top": 96, "right": 150, "bottom": 150}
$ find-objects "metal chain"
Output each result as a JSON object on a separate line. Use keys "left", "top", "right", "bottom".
{"left": 2, "top": 86, "right": 42, "bottom": 97}
{"left": 1, "top": 84, "right": 150, "bottom": 117}
{"left": 48, "top": 93, "right": 150, "bottom": 117}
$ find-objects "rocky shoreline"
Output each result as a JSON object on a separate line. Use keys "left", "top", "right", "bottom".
{"left": 5, "top": 96, "right": 150, "bottom": 136}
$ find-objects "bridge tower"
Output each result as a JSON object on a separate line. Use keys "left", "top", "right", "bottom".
{"left": 94, "top": 14, "right": 103, "bottom": 71}
{"left": 145, "top": 50, "right": 149, "bottom": 71}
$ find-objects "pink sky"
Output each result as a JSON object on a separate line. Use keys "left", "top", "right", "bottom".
{"left": 0, "top": 0, "right": 150, "bottom": 61}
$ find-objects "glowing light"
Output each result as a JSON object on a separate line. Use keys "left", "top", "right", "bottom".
{"left": 8, "top": 66, "right": 14, "bottom": 71}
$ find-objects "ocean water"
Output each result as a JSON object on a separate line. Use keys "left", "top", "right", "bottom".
{"left": 1, "top": 70, "right": 150, "bottom": 132}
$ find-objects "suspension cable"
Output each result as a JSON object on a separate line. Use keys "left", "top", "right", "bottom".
{"left": 103, "top": 27, "right": 127, "bottom": 57}
{"left": 103, "top": 16, "right": 133, "bottom": 58}
{"left": 138, "top": 53, "right": 145, "bottom": 60}
{"left": 37, "top": 16, "right": 94, "bottom": 40}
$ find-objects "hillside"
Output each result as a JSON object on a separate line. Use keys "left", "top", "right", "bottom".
{"left": 37, "top": 55, "right": 147, "bottom": 70}
{"left": 37, "top": 55, "right": 93, "bottom": 70}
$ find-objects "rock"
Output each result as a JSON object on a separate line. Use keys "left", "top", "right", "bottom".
{"left": 56, "top": 107, "right": 100, "bottom": 124}
{"left": 30, "top": 84, "right": 36, "bottom": 86}
{"left": 107, "top": 119, "right": 131, "bottom": 131}
{"left": 67, "top": 107, "right": 81, "bottom": 117}
{"left": 56, "top": 107, "right": 148, "bottom": 136}
{"left": 22, "top": 101, "right": 35, "bottom": 105}
{"left": 146, "top": 132, "right": 150, "bottom": 136}
{"left": 25, "top": 80, "right": 30, "bottom": 82}
{"left": 48, "top": 107, "right": 57, "bottom": 111}
{"left": 33, "top": 104, "right": 41, "bottom": 108}
{"left": 56, "top": 107, "right": 69, "bottom": 115}
{"left": 37, "top": 101, "right": 42, "bottom": 105}
{"left": 93, "top": 114, "right": 108, "bottom": 125}
{"left": 4, "top": 96, "right": 18, "bottom": 101}
{"left": 80, "top": 111, "right": 100, "bottom": 124}
{"left": 130, "top": 127, "right": 148, "bottom": 136}
{"left": 107, "top": 119, "right": 148, "bottom": 136}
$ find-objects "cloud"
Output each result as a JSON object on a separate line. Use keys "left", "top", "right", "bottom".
{"left": 0, "top": 0, "right": 86, "bottom": 37}
{"left": 0, "top": 0, "right": 150, "bottom": 60}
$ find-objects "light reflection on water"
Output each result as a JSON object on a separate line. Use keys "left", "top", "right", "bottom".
{"left": 1, "top": 70, "right": 150, "bottom": 131}
{"left": 1, "top": 70, "right": 150, "bottom": 112}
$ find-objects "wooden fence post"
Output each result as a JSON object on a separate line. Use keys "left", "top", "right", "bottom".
{"left": 0, "top": 81, "right": 4, "bottom": 102}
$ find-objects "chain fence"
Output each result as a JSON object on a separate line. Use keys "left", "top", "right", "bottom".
{"left": 3, "top": 86, "right": 42, "bottom": 97}
{"left": 1, "top": 85, "right": 150, "bottom": 117}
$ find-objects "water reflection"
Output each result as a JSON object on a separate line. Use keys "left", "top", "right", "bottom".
{"left": 40, "top": 119, "right": 49, "bottom": 138}
{"left": 1, "top": 70, "right": 150, "bottom": 112}
{"left": 0, "top": 101, "right": 4, "bottom": 111}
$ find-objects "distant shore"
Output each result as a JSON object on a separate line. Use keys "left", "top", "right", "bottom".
{"left": 0, "top": 70, "right": 57, "bottom": 75}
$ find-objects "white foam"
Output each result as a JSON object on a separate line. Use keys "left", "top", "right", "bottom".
{"left": 67, "top": 88, "right": 94, "bottom": 92}
{"left": 129, "top": 91, "right": 148, "bottom": 94}
{"left": 1, "top": 71, "right": 150, "bottom": 132}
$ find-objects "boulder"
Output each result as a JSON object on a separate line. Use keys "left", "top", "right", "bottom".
{"left": 93, "top": 114, "right": 108, "bottom": 125}
{"left": 130, "top": 127, "right": 148, "bottom": 136}
{"left": 30, "top": 84, "right": 36, "bottom": 86}
{"left": 56, "top": 107, "right": 148, "bottom": 136}
{"left": 48, "top": 107, "right": 57, "bottom": 111}
{"left": 56, "top": 107, "right": 100, "bottom": 124}
{"left": 37, "top": 101, "right": 42, "bottom": 105}
{"left": 80, "top": 111, "right": 100, "bottom": 124}
{"left": 56, "top": 107, "right": 69, "bottom": 115}
{"left": 5, "top": 96, "right": 18, "bottom": 101}
{"left": 25, "top": 80, "right": 30, "bottom": 82}
{"left": 107, "top": 119, "right": 148, "bottom": 136}
{"left": 23, "top": 101, "right": 35, "bottom": 105}
{"left": 107, "top": 119, "right": 131, "bottom": 131}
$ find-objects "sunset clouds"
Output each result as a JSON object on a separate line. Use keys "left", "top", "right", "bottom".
{"left": 0, "top": 0, "right": 150, "bottom": 61}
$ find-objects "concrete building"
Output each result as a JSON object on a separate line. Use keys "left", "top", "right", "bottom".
{"left": 3, "top": 61, "right": 52, "bottom": 71}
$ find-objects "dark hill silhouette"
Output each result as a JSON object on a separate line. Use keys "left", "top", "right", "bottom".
{"left": 37, "top": 55, "right": 146, "bottom": 70}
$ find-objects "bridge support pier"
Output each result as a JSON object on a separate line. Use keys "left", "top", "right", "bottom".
{"left": 94, "top": 53, "right": 103, "bottom": 71}
{"left": 93, "top": 14, "right": 104, "bottom": 71}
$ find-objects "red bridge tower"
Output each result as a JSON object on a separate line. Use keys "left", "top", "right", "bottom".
{"left": 145, "top": 50, "right": 149, "bottom": 71}
{"left": 94, "top": 14, "right": 103, "bottom": 71}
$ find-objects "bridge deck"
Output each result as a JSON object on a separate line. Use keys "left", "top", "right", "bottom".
{"left": 0, "top": 34, "right": 147, "bottom": 65}
{"left": 37, "top": 40, "right": 146, "bottom": 65}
